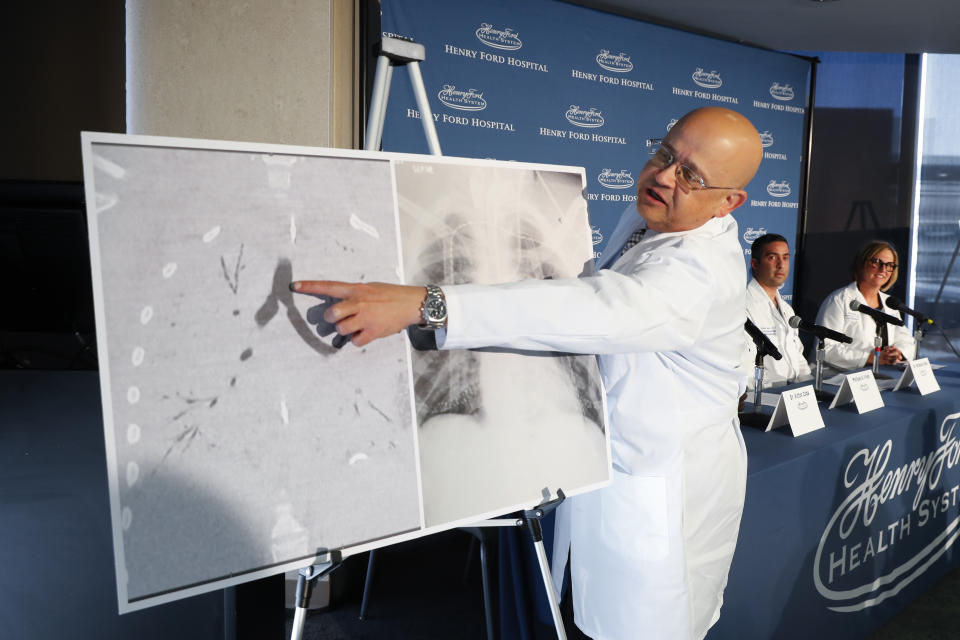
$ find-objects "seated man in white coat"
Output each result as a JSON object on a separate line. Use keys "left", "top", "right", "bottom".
{"left": 292, "top": 106, "right": 763, "bottom": 640}
{"left": 742, "top": 233, "right": 812, "bottom": 389}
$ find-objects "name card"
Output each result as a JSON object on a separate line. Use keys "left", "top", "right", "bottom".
{"left": 829, "top": 369, "right": 884, "bottom": 413}
{"left": 765, "top": 384, "right": 825, "bottom": 436}
{"left": 893, "top": 357, "right": 941, "bottom": 395}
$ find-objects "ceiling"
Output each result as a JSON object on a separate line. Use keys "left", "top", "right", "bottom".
{"left": 569, "top": 0, "right": 960, "bottom": 54}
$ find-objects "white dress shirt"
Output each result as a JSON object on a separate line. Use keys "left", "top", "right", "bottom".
{"left": 742, "top": 277, "right": 812, "bottom": 389}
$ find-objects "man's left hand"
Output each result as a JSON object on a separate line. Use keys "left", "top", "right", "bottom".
{"left": 291, "top": 280, "right": 426, "bottom": 347}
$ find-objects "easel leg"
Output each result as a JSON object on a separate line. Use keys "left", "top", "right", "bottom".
{"left": 524, "top": 515, "right": 567, "bottom": 640}
{"left": 359, "top": 550, "right": 377, "bottom": 620}
{"left": 479, "top": 537, "right": 495, "bottom": 640}
{"left": 288, "top": 559, "right": 342, "bottom": 640}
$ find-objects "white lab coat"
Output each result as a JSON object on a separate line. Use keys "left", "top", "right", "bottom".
{"left": 815, "top": 281, "right": 916, "bottom": 370}
{"left": 742, "top": 278, "right": 812, "bottom": 390}
{"left": 439, "top": 207, "right": 748, "bottom": 640}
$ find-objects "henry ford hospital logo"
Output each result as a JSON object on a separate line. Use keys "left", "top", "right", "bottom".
{"left": 692, "top": 68, "right": 723, "bottom": 89}
{"left": 815, "top": 412, "right": 960, "bottom": 612}
{"left": 596, "top": 50, "right": 633, "bottom": 73}
{"left": 565, "top": 105, "right": 604, "bottom": 128}
{"left": 770, "top": 82, "right": 795, "bottom": 101}
{"left": 743, "top": 227, "right": 767, "bottom": 243}
{"left": 476, "top": 23, "right": 522, "bottom": 50}
{"left": 598, "top": 169, "right": 634, "bottom": 189}
{"left": 767, "top": 180, "right": 791, "bottom": 198}
{"left": 438, "top": 85, "right": 487, "bottom": 111}
{"left": 591, "top": 225, "right": 603, "bottom": 245}
{"left": 760, "top": 130, "right": 775, "bottom": 148}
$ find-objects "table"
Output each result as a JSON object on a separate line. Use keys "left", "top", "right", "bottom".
{"left": 708, "top": 365, "right": 960, "bottom": 639}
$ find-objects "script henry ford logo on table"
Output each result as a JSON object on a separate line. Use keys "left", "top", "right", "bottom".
{"left": 815, "top": 412, "right": 960, "bottom": 612}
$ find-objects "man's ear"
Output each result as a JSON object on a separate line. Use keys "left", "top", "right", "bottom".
{"left": 719, "top": 189, "right": 748, "bottom": 216}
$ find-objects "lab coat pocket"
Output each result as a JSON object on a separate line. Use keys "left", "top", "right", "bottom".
{"left": 599, "top": 471, "right": 670, "bottom": 561}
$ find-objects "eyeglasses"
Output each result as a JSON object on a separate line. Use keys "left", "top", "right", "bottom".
{"left": 648, "top": 145, "right": 739, "bottom": 192}
{"left": 867, "top": 257, "right": 898, "bottom": 272}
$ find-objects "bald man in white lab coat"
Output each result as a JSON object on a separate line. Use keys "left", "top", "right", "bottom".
{"left": 293, "top": 106, "right": 763, "bottom": 640}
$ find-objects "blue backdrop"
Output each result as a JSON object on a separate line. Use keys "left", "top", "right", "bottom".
{"left": 380, "top": 0, "right": 812, "bottom": 300}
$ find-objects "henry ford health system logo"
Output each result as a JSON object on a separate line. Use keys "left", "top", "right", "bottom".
{"left": 598, "top": 169, "right": 634, "bottom": 189}
{"left": 815, "top": 412, "right": 960, "bottom": 612}
{"left": 760, "top": 130, "right": 775, "bottom": 148}
{"left": 767, "top": 180, "right": 791, "bottom": 198}
{"left": 591, "top": 225, "right": 603, "bottom": 245}
{"left": 438, "top": 85, "right": 487, "bottom": 111}
{"left": 476, "top": 23, "right": 522, "bottom": 50}
{"left": 692, "top": 68, "right": 723, "bottom": 89}
{"left": 566, "top": 106, "right": 605, "bottom": 128}
{"left": 743, "top": 227, "right": 768, "bottom": 243}
{"left": 770, "top": 82, "right": 795, "bottom": 101}
{"left": 596, "top": 50, "right": 633, "bottom": 73}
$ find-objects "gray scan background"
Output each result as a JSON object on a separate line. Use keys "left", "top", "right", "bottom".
{"left": 88, "top": 143, "right": 420, "bottom": 603}
{"left": 395, "top": 161, "right": 610, "bottom": 527}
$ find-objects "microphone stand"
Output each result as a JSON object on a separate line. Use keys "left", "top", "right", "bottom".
{"left": 914, "top": 321, "right": 925, "bottom": 360}
{"left": 752, "top": 350, "right": 765, "bottom": 414}
{"left": 873, "top": 324, "right": 883, "bottom": 376}
{"left": 813, "top": 337, "right": 834, "bottom": 402}
{"left": 740, "top": 342, "right": 776, "bottom": 429}
{"left": 871, "top": 321, "right": 894, "bottom": 379}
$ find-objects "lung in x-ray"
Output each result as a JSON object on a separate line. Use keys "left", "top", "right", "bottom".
{"left": 394, "top": 160, "right": 608, "bottom": 526}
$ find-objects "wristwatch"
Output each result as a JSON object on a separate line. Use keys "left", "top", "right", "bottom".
{"left": 419, "top": 285, "right": 448, "bottom": 330}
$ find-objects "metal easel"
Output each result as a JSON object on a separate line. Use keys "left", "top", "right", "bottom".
{"left": 364, "top": 36, "right": 441, "bottom": 155}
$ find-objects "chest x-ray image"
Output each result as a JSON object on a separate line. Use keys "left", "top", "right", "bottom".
{"left": 394, "top": 160, "right": 610, "bottom": 526}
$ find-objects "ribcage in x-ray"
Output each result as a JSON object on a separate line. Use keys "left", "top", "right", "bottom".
{"left": 410, "top": 209, "right": 602, "bottom": 432}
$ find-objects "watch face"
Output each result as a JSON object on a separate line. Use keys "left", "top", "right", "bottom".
{"left": 425, "top": 296, "right": 446, "bottom": 321}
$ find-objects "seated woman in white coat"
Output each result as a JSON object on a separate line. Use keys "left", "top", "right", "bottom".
{"left": 815, "top": 240, "right": 916, "bottom": 370}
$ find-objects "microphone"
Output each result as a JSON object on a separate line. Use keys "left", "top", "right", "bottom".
{"left": 849, "top": 300, "right": 904, "bottom": 326}
{"left": 744, "top": 318, "right": 782, "bottom": 360}
{"left": 788, "top": 315, "right": 853, "bottom": 344}
{"left": 885, "top": 296, "right": 934, "bottom": 325}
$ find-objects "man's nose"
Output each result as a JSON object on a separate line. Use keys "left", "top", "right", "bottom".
{"left": 652, "top": 162, "right": 677, "bottom": 186}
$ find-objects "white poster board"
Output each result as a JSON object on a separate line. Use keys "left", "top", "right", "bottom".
{"left": 82, "top": 133, "right": 610, "bottom": 612}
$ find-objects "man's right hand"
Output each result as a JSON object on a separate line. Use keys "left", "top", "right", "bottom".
{"left": 291, "top": 280, "right": 426, "bottom": 347}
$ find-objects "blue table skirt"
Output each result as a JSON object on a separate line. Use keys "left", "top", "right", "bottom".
{"left": 708, "top": 365, "right": 960, "bottom": 639}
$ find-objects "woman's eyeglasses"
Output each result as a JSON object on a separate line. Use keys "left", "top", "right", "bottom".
{"left": 867, "top": 257, "right": 897, "bottom": 272}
